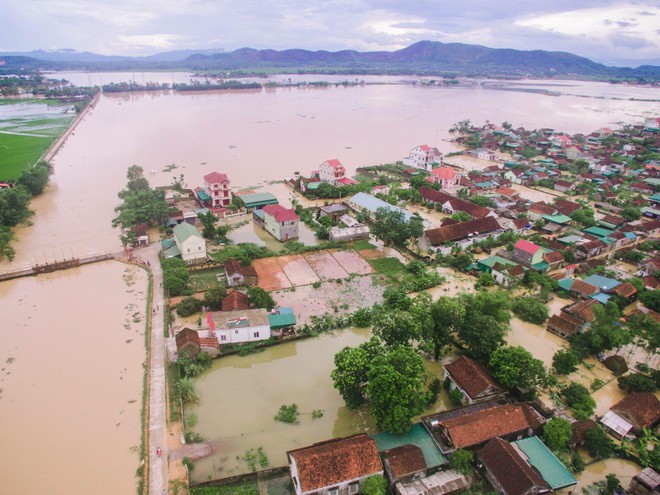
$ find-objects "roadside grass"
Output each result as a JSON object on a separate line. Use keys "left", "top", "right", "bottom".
{"left": 368, "top": 257, "right": 405, "bottom": 278}
{"left": 209, "top": 245, "right": 249, "bottom": 263}
{"left": 190, "top": 480, "right": 259, "bottom": 495}
{"left": 167, "top": 362, "right": 182, "bottom": 423}
{"left": 351, "top": 240, "right": 376, "bottom": 250}
{"left": 0, "top": 133, "right": 53, "bottom": 180}
{"left": 137, "top": 268, "right": 153, "bottom": 495}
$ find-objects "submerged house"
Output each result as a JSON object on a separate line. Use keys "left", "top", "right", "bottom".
{"left": 443, "top": 355, "right": 504, "bottom": 404}
{"left": 208, "top": 308, "right": 271, "bottom": 344}
{"left": 403, "top": 145, "right": 444, "bottom": 172}
{"left": 600, "top": 393, "right": 660, "bottom": 439}
{"left": 288, "top": 434, "right": 383, "bottom": 495}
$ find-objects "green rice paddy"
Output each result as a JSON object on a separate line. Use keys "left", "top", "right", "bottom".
{"left": 0, "top": 99, "right": 75, "bottom": 180}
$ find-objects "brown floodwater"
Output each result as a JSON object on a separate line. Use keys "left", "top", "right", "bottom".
{"left": 0, "top": 261, "right": 146, "bottom": 495}
{"left": 187, "top": 327, "right": 452, "bottom": 482}
{"left": 1, "top": 75, "right": 657, "bottom": 489}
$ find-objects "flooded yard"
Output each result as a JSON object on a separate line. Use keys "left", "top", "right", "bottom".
{"left": 0, "top": 261, "right": 147, "bottom": 495}
{"left": 186, "top": 327, "right": 452, "bottom": 482}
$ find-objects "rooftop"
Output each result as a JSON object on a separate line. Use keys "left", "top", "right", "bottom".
{"left": 372, "top": 422, "right": 447, "bottom": 469}
{"left": 237, "top": 192, "right": 279, "bottom": 209}
{"left": 173, "top": 222, "right": 203, "bottom": 243}
{"left": 348, "top": 192, "right": 412, "bottom": 221}
{"left": 208, "top": 308, "right": 270, "bottom": 331}
{"left": 513, "top": 436, "right": 577, "bottom": 490}
{"left": 444, "top": 355, "right": 503, "bottom": 400}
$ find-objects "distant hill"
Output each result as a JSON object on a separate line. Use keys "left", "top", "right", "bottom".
{"left": 1, "top": 41, "right": 659, "bottom": 79}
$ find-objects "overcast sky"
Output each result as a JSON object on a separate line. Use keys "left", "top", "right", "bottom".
{"left": 2, "top": 0, "right": 659, "bottom": 66}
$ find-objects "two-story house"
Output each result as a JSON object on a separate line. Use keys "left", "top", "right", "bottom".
{"left": 208, "top": 308, "right": 271, "bottom": 344}
{"left": 511, "top": 239, "right": 544, "bottom": 269}
{"left": 172, "top": 222, "right": 207, "bottom": 265}
{"left": 402, "top": 145, "right": 444, "bottom": 172}
{"left": 262, "top": 204, "right": 299, "bottom": 241}
{"left": 202, "top": 171, "right": 231, "bottom": 208}
{"left": 428, "top": 166, "right": 461, "bottom": 189}
{"left": 318, "top": 159, "right": 357, "bottom": 186}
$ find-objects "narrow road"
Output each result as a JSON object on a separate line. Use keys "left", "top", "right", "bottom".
{"left": 141, "top": 243, "right": 169, "bottom": 495}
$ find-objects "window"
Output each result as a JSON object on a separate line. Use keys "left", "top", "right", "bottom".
{"left": 253, "top": 332, "right": 260, "bottom": 338}
{"left": 349, "top": 483, "right": 358, "bottom": 495}
{"left": 328, "top": 489, "right": 338, "bottom": 495}
{"left": 220, "top": 335, "right": 227, "bottom": 341}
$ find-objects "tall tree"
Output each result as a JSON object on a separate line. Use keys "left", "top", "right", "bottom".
{"left": 457, "top": 290, "right": 511, "bottom": 363}
{"left": 372, "top": 310, "right": 421, "bottom": 346}
{"left": 371, "top": 208, "right": 424, "bottom": 249}
{"left": 427, "top": 297, "right": 465, "bottom": 360}
{"left": 366, "top": 346, "right": 427, "bottom": 434}
{"left": 543, "top": 417, "right": 572, "bottom": 452}
{"left": 489, "top": 345, "right": 546, "bottom": 392}
{"left": 331, "top": 338, "right": 382, "bottom": 409}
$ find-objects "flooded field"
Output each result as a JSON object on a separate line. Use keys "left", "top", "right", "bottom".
{"left": 0, "top": 261, "right": 147, "bottom": 495}
{"left": 227, "top": 219, "right": 319, "bottom": 250}
{"left": 187, "top": 327, "right": 452, "bottom": 482}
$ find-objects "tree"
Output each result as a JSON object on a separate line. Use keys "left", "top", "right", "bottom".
{"left": 366, "top": 346, "right": 427, "bottom": 434}
{"left": 552, "top": 348, "right": 580, "bottom": 375}
{"left": 457, "top": 290, "right": 511, "bottom": 363}
{"left": 16, "top": 160, "right": 52, "bottom": 195}
{"left": 570, "top": 207, "right": 596, "bottom": 228}
{"left": 176, "top": 296, "right": 203, "bottom": 317}
{"left": 447, "top": 252, "right": 474, "bottom": 271}
{"left": 470, "top": 195, "right": 495, "bottom": 208}
{"left": 511, "top": 297, "right": 549, "bottom": 324}
{"left": 449, "top": 449, "right": 474, "bottom": 475}
{"left": 0, "top": 186, "right": 32, "bottom": 227}
{"left": 427, "top": 297, "right": 465, "bottom": 360}
{"left": 112, "top": 166, "right": 170, "bottom": 233}
{"left": 372, "top": 309, "right": 422, "bottom": 346}
{"left": 371, "top": 208, "right": 424, "bottom": 249}
{"left": 489, "top": 346, "right": 546, "bottom": 392}
{"left": 571, "top": 303, "right": 631, "bottom": 357}
{"left": 161, "top": 257, "right": 190, "bottom": 296}
{"left": 331, "top": 338, "right": 382, "bottom": 409}
{"left": 617, "top": 373, "right": 657, "bottom": 393}
{"left": 203, "top": 285, "right": 227, "bottom": 311}
{"left": 361, "top": 475, "right": 388, "bottom": 495}
{"left": 247, "top": 286, "right": 275, "bottom": 311}
{"left": 543, "top": 417, "right": 572, "bottom": 452}
{"left": 475, "top": 272, "right": 495, "bottom": 288}
{"left": 198, "top": 211, "right": 218, "bottom": 239}
{"left": 562, "top": 382, "right": 596, "bottom": 420}
{"left": 451, "top": 211, "right": 471, "bottom": 222}
{"left": 640, "top": 290, "right": 660, "bottom": 312}
{"left": 585, "top": 426, "right": 615, "bottom": 459}
{"left": 621, "top": 206, "right": 641, "bottom": 222}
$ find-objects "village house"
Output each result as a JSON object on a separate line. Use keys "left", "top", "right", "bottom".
{"left": 628, "top": 468, "right": 660, "bottom": 495}
{"left": 402, "top": 145, "right": 444, "bottom": 172}
{"left": 428, "top": 166, "right": 461, "bottom": 189}
{"left": 419, "top": 217, "right": 501, "bottom": 254}
{"left": 261, "top": 204, "right": 299, "bottom": 241}
{"left": 208, "top": 308, "right": 271, "bottom": 344}
{"left": 224, "top": 258, "right": 258, "bottom": 287}
{"left": 170, "top": 222, "right": 207, "bottom": 265}
{"left": 511, "top": 239, "right": 545, "bottom": 270}
{"left": 492, "top": 262, "right": 526, "bottom": 287}
{"left": 174, "top": 327, "right": 219, "bottom": 358}
{"left": 568, "top": 279, "right": 600, "bottom": 300}
{"left": 554, "top": 179, "right": 576, "bottom": 193}
{"left": 347, "top": 192, "right": 413, "bottom": 221}
{"left": 551, "top": 134, "right": 572, "bottom": 147}
{"left": 222, "top": 290, "right": 250, "bottom": 311}
{"left": 527, "top": 202, "right": 557, "bottom": 222}
{"left": 319, "top": 203, "right": 348, "bottom": 222}
{"left": 600, "top": 393, "right": 660, "bottom": 440}
{"left": 381, "top": 445, "right": 427, "bottom": 484}
{"left": 318, "top": 159, "right": 358, "bottom": 186}
{"left": 571, "top": 419, "right": 598, "bottom": 448}
{"left": 288, "top": 434, "right": 384, "bottom": 495}
{"left": 422, "top": 402, "right": 544, "bottom": 454}
{"left": 443, "top": 355, "right": 504, "bottom": 404}
{"left": 546, "top": 312, "right": 586, "bottom": 340}
{"left": 200, "top": 171, "right": 232, "bottom": 208}
{"left": 477, "top": 438, "right": 551, "bottom": 495}
{"left": 418, "top": 187, "right": 495, "bottom": 220}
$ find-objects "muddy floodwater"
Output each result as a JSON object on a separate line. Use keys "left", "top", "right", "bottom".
{"left": 0, "top": 261, "right": 146, "bottom": 495}
{"left": 1, "top": 74, "right": 658, "bottom": 490}
{"left": 187, "top": 327, "right": 452, "bottom": 482}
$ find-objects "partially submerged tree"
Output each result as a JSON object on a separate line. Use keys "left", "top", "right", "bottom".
{"left": 371, "top": 207, "right": 424, "bottom": 249}
{"left": 489, "top": 345, "right": 546, "bottom": 393}
{"left": 457, "top": 290, "right": 511, "bottom": 363}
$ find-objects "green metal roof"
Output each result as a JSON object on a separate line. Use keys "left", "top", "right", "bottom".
{"left": 542, "top": 214, "right": 572, "bottom": 225}
{"left": 558, "top": 235, "right": 583, "bottom": 245}
{"left": 173, "top": 222, "right": 202, "bottom": 243}
{"left": 531, "top": 261, "right": 550, "bottom": 272}
{"left": 163, "top": 244, "right": 181, "bottom": 258}
{"left": 478, "top": 256, "right": 518, "bottom": 270}
{"left": 513, "top": 436, "right": 577, "bottom": 490}
{"left": 371, "top": 423, "right": 447, "bottom": 468}
{"left": 558, "top": 278, "right": 574, "bottom": 291}
{"left": 583, "top": 226, "right": 614, "bottom": 238}
{"left": 269, "top": 308, "right": 296, "bottom": 329}
{"left": 238, "top": 192, "right": 279, "bottom": 209}
{"left": 197, "top": 189, "right": 211, "bottom": 201}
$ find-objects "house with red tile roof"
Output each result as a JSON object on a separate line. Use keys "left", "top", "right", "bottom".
{"left": 428, "top": 166, "right": 460, "bottom": 189}
{"left": 319, "top": 159, "right": 357, "bottom": 186}
{"left": 381, "top": 445, "right": 427, "bottom": 483}
{"left": 477, "top": 438, "right": 551, "bottom": 495}
{"left": 262, "top": 204, "right": 299, "bottom": 241}
{"left": 175, "top": 327, "right": 219, "bottom": 358}
{"left": 444, "top": 355, "right": 504, "bottom": 404}
{"left": 222, "top": 290, "right": 250, "bottom": 311}
{"left": 601, "top": 393, "right": 660, "bottom": 439}
{"left": 202, "top": 171, "right": 231, "bottom": 208}
{"left": 419, "top": 217, "right": 501, "bottom": 253}
{"left": 403, "top": 145, "right": 443, "bottom": 172}
{"left": 419, "top": 187, "right": 494, "bottom": 220}
{"left": 224, "top": 258, "right": 258, "bottom": 287}
{"left": 512, "top": 239, "right": 545, "bottom": 268}
{"left": 288, "top": 434, "right": 383, "bottom": 495}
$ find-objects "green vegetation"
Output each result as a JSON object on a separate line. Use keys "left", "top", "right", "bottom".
{"left": 274, "top": 404, "right": 300, "bottom": 424}
{"left": 552, "top": 348, "right": 580, "bottom": 375}
{"left": 368, "top": 257, "right": 406, "bottom": 277}
{"left": 190, "top": 480, "right": 259, "bottom": 495}
{"left": 370, "top": 207, "right": 424, "bottom": 249}
{"left": 361, "top": 475, "right": 388, "bottom": 495}
{"left": 0, "top": 134, "right": 53, "bottom": 180}
{"left": 489, "top": 346, "right": 546, "bottom": 394}
{"left": 562, "top": 382, "right": 596, "bottom": 420}
{"left": 202, "top": 285, "right": 227, "bottom": 311}
{"left": 543, "top": 418, "right": 573, "bottom": 452}
{"left": 176, "top": 296, "right": 203, "bottom": 317}
{"left": 449, "top": 449, "right": 474, "bottom": 475}
{"left": 162, "top": 257, "right": 191, "bottom": 297}
{"left": 240, "top": 447, "right": 269, "bottom": 472}
{"left": 585, "top": 425, "right": 615, "bottom": 459}
{"left": 511, "top": 297, "right": 550, "bottom": 324}
{"left": 247, "top": 286, "right": 276, "bottom": 311}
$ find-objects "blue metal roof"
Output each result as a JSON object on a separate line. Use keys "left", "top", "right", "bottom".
{"left": 583, "top": 274, "right": 621, "bottom": 292}
{"left": 348, "top": 192, "right": 412, "bottom": 221}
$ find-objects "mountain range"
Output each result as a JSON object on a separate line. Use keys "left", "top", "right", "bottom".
{"left": 1, "top": 41, "right": 658, "bottom": 79}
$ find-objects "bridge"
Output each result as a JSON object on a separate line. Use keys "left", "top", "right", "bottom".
{"left": 0, "top": 252, "right": 119, "bottom": 282}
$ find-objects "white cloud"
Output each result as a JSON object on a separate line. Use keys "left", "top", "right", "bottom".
{"left": 115, "top": 34, "right": 185, "bottom": 51}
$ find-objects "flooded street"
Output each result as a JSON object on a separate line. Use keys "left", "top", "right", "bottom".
{"left": 0, "top": 261, "right": 147, "bottom": 495}
{"left": 187, "top": 327, "right": 452, "bottom": 482}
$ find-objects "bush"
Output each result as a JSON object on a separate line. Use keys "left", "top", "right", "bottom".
{"left": 361, "top": 475, "right": 388, "bottom": 495}
{"left": 585, "top": 426, "right": 615, "bottom": 459}
{"left": 449, "top": 388, "right": 464, "bottom": 406}
{"left": 203, "top": 285, "right": 227, "bottom": 311}
{"left": 562, "top": 382, "right": 596, "bottom": 420}
{"left": 176, "top": 296, "right": 203, "bottom": 317}
{"left": 274, "top": 404, "right": 299, "bottom": 424}
{"left": 512, "top": 297, "right": 549, "bottom": 324}
{"left": 449, "top": 449, "right": 474, "bottom": 475}
{"left": 552, "top": 348, "right": 580, "bottom": 375}
{"left": 618, "top": 373, "right": 657, "bottom": 393}
{"left": 182, "top": 457, "right": 195, "bottom": 472}
{"left": 351, "top": 307, "right": 372, "bottom": 327}
{"left": 426, "top": 378, "right": 442, "bottom": 406}
{"left": 543, "top": 417, "right": 572, "bottom": 452}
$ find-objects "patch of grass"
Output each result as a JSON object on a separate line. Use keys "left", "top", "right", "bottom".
{"left": 188, "top": 269, "right": 224, "bottom": 291}
{"left": 368, "top": 257, "right": 405, "bottom": 277}
{"left": 351, "top": 240, "right": 376, "bottom": 250}
{"left": 190, "top": 480, "right": 259, "bottom": 495}
{"left": 0, "top": 133, "right": 53, "bottom": 180}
